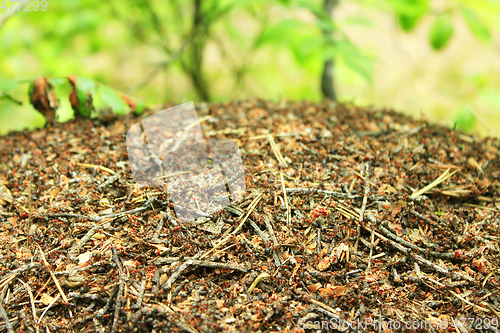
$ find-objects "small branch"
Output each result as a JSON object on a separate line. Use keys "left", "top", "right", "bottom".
{"left": 187, "top": 260, "right": 249, "bottom": 272}
{"left": 111, "top": 246, "right": 125, "bottom": 333}
{"left": 68, "top": 198, "right": 159, "bottom": 261}
{"left": 96, "top": 284, "right": 120, "bottom": 320}
{"left": 0, "top": 263, "right": 41, "bottom": 289}
{"left": 359, "top": 163, "right": 370, "bottom": 222}
{"left": 162, "top": 259, "right": 194, "bottom": 292}
{"left": 286, "top": 188, "right": 360, "bottom": 200}
{"left": 18, "top": 279, "right": 37, "bottom": 323}
{"left": 0, "top": 303, "right": 14, "bottom": 333}
{"left": 38, "top": 245, "right": 69, "bottom": 305}
{"left": 280, "top": 172, "right": 291, "bottom": 227}
{"left": 111, "top": 276, "right": 125, "bottom": 333}
{"left": 361, "top": 223, "right": 475, "bottom": 283}
{"left": 68, "top": 223, "right": 102, "bottom": 262}
{"left": 135, "top": 279, "right": 146, "bottom": 309}
{"left": 262, "top": 214, "right": 283, "bottom": 265}
{"left": 248, "top": 219, "right": 281, "bottom": 267}
{"left": 365, "top": 228, "right": 375, "bottom": 273}
{"left": 377, "top": 223, "right": 458, "bottom": 259}
{"left": 98, "top": 171, "right": 122, "bottom": 192}
{"left": 150, "top": 213, "right": 166, "bottom": 244}
{"left": 47, "top": 213, "right": 95, "bottom": 221}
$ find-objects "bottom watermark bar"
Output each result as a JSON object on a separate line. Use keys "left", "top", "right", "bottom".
{"left": 298, "top": 316, "right": 499, "bottom": 331}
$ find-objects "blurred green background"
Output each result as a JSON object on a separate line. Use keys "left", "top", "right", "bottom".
{"left": 0, "top": 0, "right": 499, "bottom": 137}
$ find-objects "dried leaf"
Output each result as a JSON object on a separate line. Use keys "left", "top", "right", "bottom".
{"left": 305, "top": 240, "right": 316, "bottom": 254}
{"left": 319, "top": 285, "right": 345, "bottom": 297}
{"left": 7, "top": 216, "right": 18, "bottom": 226}
{"left": 41, "top": 293, "right": 55, "bottom": 305}
{"left": 472, "top": 257, "right": 490, "bottom": 274}
{"left": 318, "top": 246, "right": 328, "bottom": 259}
{"left": 0, "top": 184, "right": 13, "bottom": 205}
{"left": 317, "top": 257, "right": 331, "bottom": 271}
{"left": 307, "top": 282, "right": 322, "bottom": 293}
{"left": 68, "top": 76, "right": 95, "bottom": 118}
{"left": 78, "top": 251, "right": 92, "bottom": 268}
{"left": 123, "top": 260, "right": 140, "bottom": 268}
{"left": 29, "top": 77, "right": 57, "bottom": 122}
{"left": 120, "top": 93, "right": 146, "bottom": 114}
{"left": 407, "top": 228, "right": 422, "bottom": 243}
{"left": 468, "top": 157, "right": 483, "bottom": 173}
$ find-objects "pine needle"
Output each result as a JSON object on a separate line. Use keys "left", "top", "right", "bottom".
{"left": 411, "top": 168, "right": 458, "bottom": 199}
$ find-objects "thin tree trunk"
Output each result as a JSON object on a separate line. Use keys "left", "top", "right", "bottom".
{"left": 321, "top": 60, "right": 336, "bottom": 101}
{"left": 321, "top": 0, "right": 339, "bottom": 101}
{"left": 183, "top": 0, "right": 211, "bottom": 102}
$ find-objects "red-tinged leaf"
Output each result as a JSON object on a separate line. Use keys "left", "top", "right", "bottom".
{"left": 68, "top": 76, "right": 95, "bottom": 118}
{"left": 29, "top": 77, "right": 57, "bottom": 122}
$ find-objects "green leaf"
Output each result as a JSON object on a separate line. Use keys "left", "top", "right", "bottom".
{"left": 341, "top": 16, "right": 373, "bottom": 27}
{"left": 315, "top": 18, "right": 336, "bottom": 33}
{"left": 0, "top": 94, "right": 22, "bottom": 105}
{"left": 398, "top": 14, "right": 421, "bottom": 31}
{"left": 295, "top": 0, "right": 329, "bottom": 21}
{"left": 388, "top": 0, "right": 428, "bottom": 31}
{"left": 254, "top": 17, "right": 323, "bottom": 71}
{"left": 386, "top": 0, "right": 428, "bottom": 16}
{"left": 336, "top": 40, "right": 374, "bottom": 83}
{"left": 255, "top": 19, "right": 309, "bottom": 47}
{"left": 460, "top": 7, "right": 491, "bottom": 43}
{"left": 0, "top": 100, "right": 46, "bottom": 135}
{"left": 134, "top": 100, "right": 146, "bottom": 115}
{"left": 73, "top": 77, "right": 96, "bottom": 118}
{"left": 97, "top": 85, "right": 130, "bottom": 115}
{"left": 291, "top": 35, "right": 324, "bottom": 65}
{"left": 0, "top": 78, "right": 21, "bottom": 94}
{"left": 48, "top": 78, "right": 74, "bottom": 122}
{"left": 454, "top": 105, "right": 475, "bottom": 132}
{"left": 429, "top": 15, "right": 453, "bottom": 50}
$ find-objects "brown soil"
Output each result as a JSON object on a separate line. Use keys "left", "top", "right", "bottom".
{"left": 0, "top": 100, "right": 499, "bottom": 333}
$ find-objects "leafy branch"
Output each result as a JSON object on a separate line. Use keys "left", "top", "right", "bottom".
{"left": 0, "top": 76, "right": 146, "bottom": 126}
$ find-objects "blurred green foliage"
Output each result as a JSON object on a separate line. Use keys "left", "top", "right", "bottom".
{"left": 0, "top": 0, "right": 499, "bottom": 135}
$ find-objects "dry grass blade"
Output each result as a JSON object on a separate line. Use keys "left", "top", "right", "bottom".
{"left": 153, "top": 171, "right": 191, "bottom": 181}
{"left": 280, "top": 172, "right": 291, "bottom": 227}
{"left": 200, "top": 192, "right": 263, "bottom": 260}
{"left": 76, "top": 163, "right": 116, "bottom": 175}
{"left": 0, "top": 276, "right": 15, "bottom": 294}
{"left": 411, "top": 168, "right": 458, "bottom": 199}
{"left": 184, "top": 115, "right": 213, "bottom": 131}
{"left": 38, "top": 294, "right": 60, "bottom": 324}
{"left": 18, "top": 279, "right": 37, "bottom": 322}
{"left": 440, "top": 185, "right": 472, "bottom": 197}
{"left": 334, "top": 201, "right": 360, "bottom": 220}
{"left": 248, "top": 272, "right": 270, "bottom": 294}
{"left": 230, "top": 192, "right": 264, "bottom": 236}
{"left": 447, "top": 289, "right": 490, "bottom": 313}
{"left": 268, "top": 135, "right": 287, "bottom": 167}
{"left": 37, "top": 245, "right": 69, "bottom": 304}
